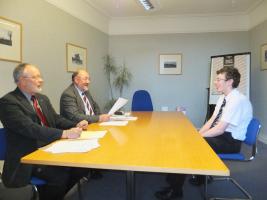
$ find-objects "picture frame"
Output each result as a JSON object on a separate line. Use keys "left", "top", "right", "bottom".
{"left": 66, "top": 43, "right": 87, "bottom": 72}
{"left": 261, "top": 43, "right": 267, "bottom": 70}
{"left": 0, "top": 16, "right": 22, "bottom": 63}
{"left": 159, "top": 54, "right": 182, "bottom": 75}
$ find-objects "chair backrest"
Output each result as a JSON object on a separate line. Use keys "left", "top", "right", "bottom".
{"left": 131, "top": 90, "right": 153, "bottom": 111}
{"left": 244, "top": 118, "right": 261, "bottom": 146}
{"left": 0, "top": 128, "right": 6, "bottom": 161}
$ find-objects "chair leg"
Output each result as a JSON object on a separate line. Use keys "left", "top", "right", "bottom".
{"left": 31, "top": 185, "right": 39, "bottom": 200}
{"left": 77, "top": 180, "right": 83, "bottom": 200}
{"left": 209, "top": 177, "right": 252, "bottom": 200}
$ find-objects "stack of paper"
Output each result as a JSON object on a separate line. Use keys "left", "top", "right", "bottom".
{"left": 78, "top": 130, "right": 107, "bottom": 139}
{"left": 44, "top": 139, "right": 99, "bottom": 153}
{"left": 110, "top": 115, "right": 137, "bottom": 121}
{"left": 99, "top": 121, "right": 128, "bottom": 126}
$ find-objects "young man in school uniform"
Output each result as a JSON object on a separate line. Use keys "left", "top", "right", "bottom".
{"left": 155, "top": 66, "right": 252, "bottom": 200}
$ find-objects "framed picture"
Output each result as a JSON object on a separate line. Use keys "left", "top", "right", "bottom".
{"left": 159, "top": 54, "right": 182, "bottom": 75}
{"left": 66, "top": 43, "right": 87, "bottom": 72}
{"left": 0, "top": 16, "right": 22, "bottom": 63}
{"left": 261, "top": 43, "right": 267, "bottom": 70}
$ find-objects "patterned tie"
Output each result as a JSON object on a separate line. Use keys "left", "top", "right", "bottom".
{"left": 31, "top": 96, "right": 48, "bottom": 126}
{"left": 210, "top": 98, "right": 226, "bottom": 128}
{"left": 82, "top": 93, "right": 94, "bottom": 116}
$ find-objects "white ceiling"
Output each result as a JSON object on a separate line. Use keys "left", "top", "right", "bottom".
{"left": 45, "top": 0, "right": 267, "bottom": 34}
{"left": 85, "top": 0, "right": 263, "bottom": 18}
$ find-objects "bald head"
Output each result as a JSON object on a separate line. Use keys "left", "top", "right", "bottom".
{"left": 72, "top": 69, "right": 90, "bottom": 92}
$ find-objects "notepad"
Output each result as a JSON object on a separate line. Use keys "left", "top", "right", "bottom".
{"left": 78, "top": 130, "right": 107, "bottom": 139}
{"left": 110, "top": 115, "right": 137, "bottom": 121}
{"left": 43, "top": 139, "right": 99, "bottom": 153}
{"left": 99, "top": 121, "right": 128, "bottom": 126}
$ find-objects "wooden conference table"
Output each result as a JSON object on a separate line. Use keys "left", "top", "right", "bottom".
{"left": 22, "top": 112, "right": 229, "bottom": 200}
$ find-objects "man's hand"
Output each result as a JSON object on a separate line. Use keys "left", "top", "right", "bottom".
{"left": 76, "top": 120, "right": 88, "bottom": 130}
{"left": 99, "top": 114, "right": 110, "bottom": 122}
{"left": 62, "top": 127, "right": 82, "bottom": 139}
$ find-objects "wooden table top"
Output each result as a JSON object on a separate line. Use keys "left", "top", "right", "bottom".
{"left": 22, "top": 112, "right": 229, "bottom": 176}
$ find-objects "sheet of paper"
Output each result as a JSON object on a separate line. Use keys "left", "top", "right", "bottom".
{"left": 110, "top": 115, "right": 138, "bottom": 121}
{"left": 108, "top": 97, "right": 128, "bottom": 115}
{"left": 43, "top": 139, "right": 99, "bottom": 153}
{"left": 79, "top": 130, "right": 107, "bottom": 139}
{"left": 99, "top": 121, "right": 128, "bottom": 126}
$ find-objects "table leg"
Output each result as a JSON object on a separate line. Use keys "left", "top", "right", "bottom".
{"left": 204, "top": 175, "right": 208, "bottom": 200}
{"left": 126, "top": 171, "right": 135, "bottom": 200}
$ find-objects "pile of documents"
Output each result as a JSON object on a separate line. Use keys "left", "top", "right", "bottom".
{"left": 43, "top": 131, "right": 106, "bottom": 154}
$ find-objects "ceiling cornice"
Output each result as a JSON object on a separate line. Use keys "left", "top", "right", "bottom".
{"left": 45, "top": 0, "right": 267, "bottom": 35}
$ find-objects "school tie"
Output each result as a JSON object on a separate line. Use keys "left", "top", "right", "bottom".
{"left": 82, "top": 93, "right": 94, "bottom": 116}
{"left": 31, "top": 95, "right": 48, "bottom": 126}
{"left": 210, "top": 98, "right": 226, "bottom": 128}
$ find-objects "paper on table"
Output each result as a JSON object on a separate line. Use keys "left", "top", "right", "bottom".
{"left": 99, "top": 121, "right": 128, "bottom": 126}
{"left": 110, "top": 115, "right": 137, "bottom": 121}
{"left": 78, "top": 130, "right": 107, "bottom": 139}
{"left": 43, "top": 139, "right": 99, "bottom": 153}
{"left": 108, "top": 97, "right": 128, "bottom": 115}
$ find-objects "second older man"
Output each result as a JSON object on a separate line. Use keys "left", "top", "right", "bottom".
{"left": 60, "top": 69, "right": 110, "bottom": 124}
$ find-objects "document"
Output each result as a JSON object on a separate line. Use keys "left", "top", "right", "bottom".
{"left": 99, "top": 121, "right": 128, "bottom": 126}
{"left": 108, "top": 97, "right": 128, "bottom": 115}
{"left": 110, "top": 115, "right": 137, "bottom": 121}
{"left": 43, "top": 139, "right": 99, "bottom": 153}
{"left": 78, "top": 130, "right": 107, "bottom": 139}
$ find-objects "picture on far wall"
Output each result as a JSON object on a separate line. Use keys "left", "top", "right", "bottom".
{"left": 261, "top": 43, "right": 267, "bottom": 70}
{"left": 159, "top": 54, "right": 182, "bottom": 75}
{"left": 0, "top": 16, "right": 22, "bottom": 63}
{"left": 66, "top": 43, "right": 87, "bottom": 72}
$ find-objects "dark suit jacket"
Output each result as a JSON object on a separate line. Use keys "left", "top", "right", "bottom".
{"left": 0, "top": 87, "right": 76, "bottom": 187}
{"left": 60, "top": 84, "right": 101, "bottom": 123}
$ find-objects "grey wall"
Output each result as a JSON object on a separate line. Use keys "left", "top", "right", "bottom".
{"left": 250, "top": 20, "right": 267, "bottom": 143}
{"left": 0, "top": 0, "right": 109, "bottom": 115}
{"left": 109, "top": 32, "right": 250, "bottom": 128}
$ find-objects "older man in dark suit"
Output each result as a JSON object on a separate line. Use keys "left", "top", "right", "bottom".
{"left": 0, "top": 63, "right": 89, "bottom": 200}
{"left": 60, "top": 69, "right": 110, "bottom": 179}
{"left": 60, "top": 69, "right": 110, "bottom": 124}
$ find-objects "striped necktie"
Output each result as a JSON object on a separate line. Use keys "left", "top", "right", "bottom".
{"left": 210, "top": 98, "right": 226, "bottom": 128}
{"left": 31, "top": 96, "right": 48, "bottom": 126}
{"left": 82, "top": 93, "right": 94, "bottom": 116}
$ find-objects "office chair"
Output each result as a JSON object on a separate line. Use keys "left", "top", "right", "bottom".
{"left": 132, "top": 90, "right": 153, "bottom": 111}
{"left": 0, "top": 128, "right": 47, "bottom": 200}
{"left": 209, "top": 118, "right": 261, "bottom": 200}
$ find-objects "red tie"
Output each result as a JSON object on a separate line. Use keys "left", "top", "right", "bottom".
{"left": 82, "top": 93, "right": 94, "bottom": 116}
{"left": 31, "top": 96, "right": 48, "bottom": 126}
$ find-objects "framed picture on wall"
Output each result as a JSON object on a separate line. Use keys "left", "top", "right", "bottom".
{"left": 159, "top": 54, "right": 182, "bottom": 75}
{"left": 66, "top": 43, "right": 87, "bottom": 72}
{"left": 0, "top": 16, "right": 22, "bottom": 63}
{"left": 261, "top": 43, "right": 267, "bottom": 70}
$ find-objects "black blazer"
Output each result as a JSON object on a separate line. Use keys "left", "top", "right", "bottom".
{"left": 0, "top": 87, "right": 76, "bottom": 187}
{"left": 60, "top": 84, "right": 101, "bottom": 123}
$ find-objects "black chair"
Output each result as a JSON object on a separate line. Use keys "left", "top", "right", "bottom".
{"left": 131, "top": 90, "right": 153, "bottom": 111}
{"left": 209, "top": 118, "right": 261, "bottom": 200}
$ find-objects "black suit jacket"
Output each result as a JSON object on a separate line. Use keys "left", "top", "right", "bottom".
{"left": 60, "top": 84, "right": 101, "bottom": 123}
{"left": 0, "top": 87, "right": 76, "bottom": 187}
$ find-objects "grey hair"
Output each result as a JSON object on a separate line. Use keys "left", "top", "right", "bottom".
{"left": 13, "top": 63, "right": 30, "bottom": 83}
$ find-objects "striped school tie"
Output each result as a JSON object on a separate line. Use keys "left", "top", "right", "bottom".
{"left": 210, "top": 98, "right": 226, "bottom": 128}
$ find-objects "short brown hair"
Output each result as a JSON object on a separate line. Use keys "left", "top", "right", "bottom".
{"left": 216, "top": 66, "right": 240, "bottom": 88}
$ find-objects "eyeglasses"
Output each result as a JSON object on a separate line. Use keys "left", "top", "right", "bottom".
{"left": 215, "top": 78, "right": 228, "bottom": 82}
{"left": 22, "top": 75, "right": 43, "bottom": 80}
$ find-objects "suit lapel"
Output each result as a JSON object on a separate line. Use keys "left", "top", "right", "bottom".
{"left": 71, "top": 84, "right": 86, "bottom": 114}
{"left": 14, "top": 88, "right": 35, "bottom": 114}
